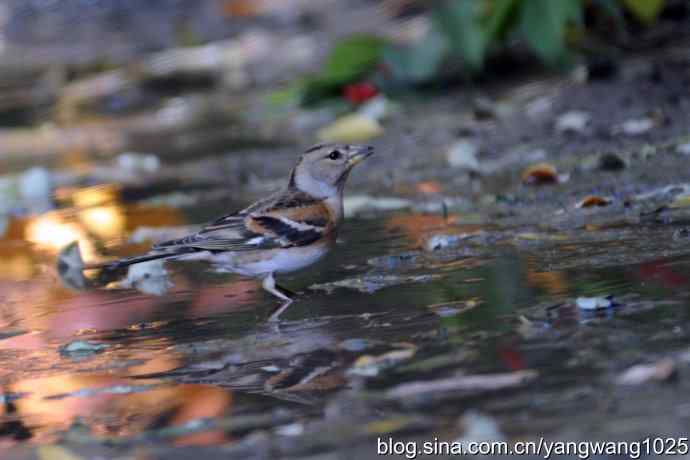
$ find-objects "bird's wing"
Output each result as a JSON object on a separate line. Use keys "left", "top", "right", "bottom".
{"left": 153, "top": 190, "right": 332, "bottom": 252}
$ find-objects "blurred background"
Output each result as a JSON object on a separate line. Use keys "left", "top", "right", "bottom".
{"left": 3, "top": 1, "right": 690, "bottom": 458}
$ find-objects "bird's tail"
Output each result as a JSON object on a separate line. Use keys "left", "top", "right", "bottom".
{"left": 83, "top": 251, "right": 179, "bottom": 271}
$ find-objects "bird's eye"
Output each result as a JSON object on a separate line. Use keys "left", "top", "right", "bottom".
{"left": 328, "top": 150, "right": 341, "bottom": 160}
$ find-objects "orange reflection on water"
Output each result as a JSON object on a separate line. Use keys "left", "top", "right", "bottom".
{"left": 385, "top": 213, "right": 482, "bottom": 248}
{"left": 8, "top": 373, "right": 233, "bottom": 444}
{"left": 2, "top": 183, "right": 186, "bottom": 269}
{"left": 0, "top": 242, "right": 37, "bottom": 281}
{"left": 525, "top": 259, "right": 569, "bottom": 297}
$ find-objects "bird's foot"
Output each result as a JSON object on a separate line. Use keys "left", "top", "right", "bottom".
{"left": 262, "top": 272, "right": 295, "bottom": 322}
{"left": 268, "top": 298, "right": 294, "bottom": 322}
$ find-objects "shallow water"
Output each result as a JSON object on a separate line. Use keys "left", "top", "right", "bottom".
{"left": 2, "top": 189, "right": 690, "bottom": 454}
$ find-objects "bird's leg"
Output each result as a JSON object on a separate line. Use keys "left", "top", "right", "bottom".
{"left": 262, "top": 272, "right": 292, "bottom": 302}
{"left": 262, "top": 272, "right": 293, "bottom": 321}
{"left": 275, "top": 284, "right": 296, "bottom": 297}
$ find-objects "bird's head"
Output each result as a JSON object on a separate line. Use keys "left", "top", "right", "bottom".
{"left": 289, "top": 143, "right": 374, "bottom": 198}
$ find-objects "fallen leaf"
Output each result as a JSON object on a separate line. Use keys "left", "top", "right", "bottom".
{"left": 616, "top": 358, "right": 675, "bottom": 385}
{"left": 623, "top": 0, "right": 665, "bottom": 24}
{"left": 365, "top": 417, "right": 419, "bottom": 435}
{"left": 576, "top": 195, "right": 612, "bottom": 208}
{"left": 521, "top": 163, "right": 559, "bottom": 185}
{"left": 526, "top": 267, "right": 568, "bottom": 296}
{"left": 386, "top": 370, "right": 538, "bottom": 399}
{"left": 220, "top": 0, "right": 265, "bottom": 17}
{"left": 416, "top": 181, "right": 443, "bottom": 194}
{"left": 427, "top": 299, "right": 482, "bottom": 317}
{"left": 669, "top": 194, "right": 690, "bottom": 209}
{"left": 348, "top": 348, "right": 416, "bottom": 377}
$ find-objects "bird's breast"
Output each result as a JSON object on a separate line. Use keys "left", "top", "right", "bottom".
{"left": 210, "top": 237, "right": 333, "bottom": 276}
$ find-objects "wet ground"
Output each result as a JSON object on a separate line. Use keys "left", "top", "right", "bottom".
{"left": 3, "top": 2, "right": 690, "bottom": 460}
{"left": 3, "top": 177, "right": 690, "bottom": 459}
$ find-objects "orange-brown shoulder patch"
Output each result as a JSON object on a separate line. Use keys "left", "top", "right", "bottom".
{"left": 266, "top": 202, "right": 334, "bottom": 232}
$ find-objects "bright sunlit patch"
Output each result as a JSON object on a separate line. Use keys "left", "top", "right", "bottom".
{"left": 80, "top": 205, "right": 126, "bottom": 240}
{"left": 25, "top": 213, "right": 97, "bottom": 260}
{"left": 70, "top": 184, "right": 121, "bottom": 208}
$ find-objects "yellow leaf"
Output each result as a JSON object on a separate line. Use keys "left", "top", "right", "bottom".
{"left": 670, "top": 194, "right": 690, "bottom": 209}
{"left": 365, "top": 417, "right": 416, "bottom": 434}
{"left": 316, "top": 114, "right": 383, "bottom": 143}
{"left": 38, "top": 445, "right": 85, "bottom": 460}
{"left": 623, "top": 0, "right": 664, "bottom": 24}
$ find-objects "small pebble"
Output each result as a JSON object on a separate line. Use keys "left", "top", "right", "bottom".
{"left": 339, "top": 338, "right": 375, "bottom": 352}
{"left": 555, "top": 110, "right": 591, "bottom": 134}
{"left": 276, "top": 423, "right": 304, "bottom": 437}
{"left": 618, "top": 117, "right": 654, "bottom": 136}
{"left": 117, "top": 152, "right": 161, "bottom": 173}
{"left": 673, "top": 228, "right": 690, "bottom": 241}
{"left": 576, "top": 296, "right": 612, "bottom": 310}
{"left": 598, "top": 153, "right": 626, "bottom": 171}
{"left": 446, "top": 139, "right": 480, "bottom": 170}
{"left": 59, "top": 340, "right": 108, "bottom": 357}
{"left": 676, "top": 143, "right": 690, "bottom": 156}
{"left": 525, "top": 96, "right": 552, "bottom": 119}
{"left": 424, "top": 234, "right": 462, "bottom": 251}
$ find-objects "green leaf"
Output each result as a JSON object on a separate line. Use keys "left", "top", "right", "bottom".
{"left": 317, "top": 34, "right": 386, "bottom": 86}
{"left": 433, "top": 0, "right": 488, "bottom": 73}
{"left": 301, "top": 34, "right": 386, "bottom": 105}
{"left": 265, "top": 83, "right": 303, "bottom": 108}
{"left": 623, "top": 0, "right": 664, "bottom": 24}
{"left": 482, "top": 0, "right": 520, "bottom": 41}
{"left": 382, "top": 29, "right": 448, "bottom": 83}
{"left": 519, "top": 0, "right": 582, "bottom": 66}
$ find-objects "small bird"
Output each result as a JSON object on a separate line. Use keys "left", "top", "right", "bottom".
{"left": 89, "top": 143, "right": 374, "bottom": 320}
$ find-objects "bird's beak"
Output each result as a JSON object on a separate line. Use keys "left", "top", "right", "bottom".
{"left": 347, "top": 145, "right": 374, "bottom": 167}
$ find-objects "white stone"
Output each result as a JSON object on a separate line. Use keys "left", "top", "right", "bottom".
{"left": 619, "top": 117, "right": 654, "bottom": 136}
{"left": 447, "top": 139, "right": 480, "bottom": 170}
{"left": 555, "top": 110, "right": 591, "bottom": 134}
{"left": 576, "top": 296, "right": 612, "bottom": 310}
{"left": 676, "top": 143, "right": 690, "bottom": 155}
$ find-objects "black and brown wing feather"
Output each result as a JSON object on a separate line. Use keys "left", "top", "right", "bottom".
{"left": 153, "top": 189, "right": 333, "bottom": 253}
